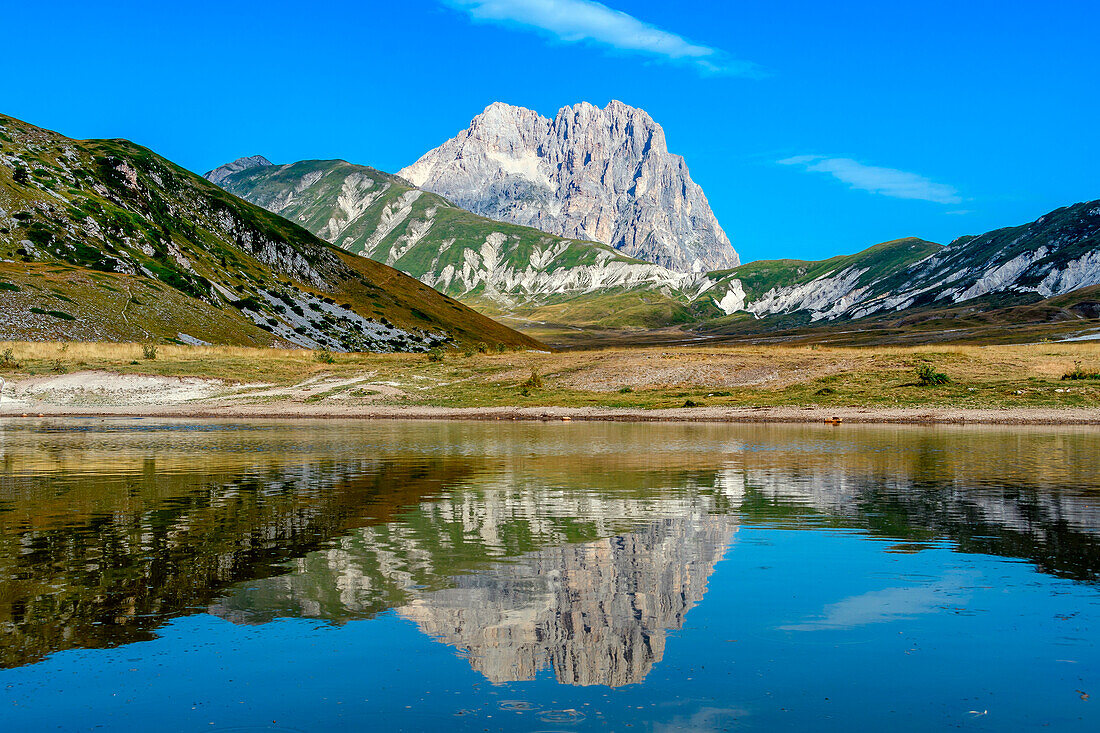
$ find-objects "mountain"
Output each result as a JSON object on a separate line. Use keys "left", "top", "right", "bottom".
{"left": 203, "top": 155, "right": 272, "bottom": 186}
{"left": 209, "top": 157, "right": 711, "bottom": 328}
{"left": 397, "top": 101, "right": 738, "bottom": 273}
{"left": 706, "top": 237, "right": 944, "bottom": 322}
{"left": 0, "top": 114, "right": 540, "bottom": 351}
{"left": 210, "top": 145, "right": 1100, "bottom": 343}
{"left": 703, "top": 200, "right": 1100, "bottom": 336}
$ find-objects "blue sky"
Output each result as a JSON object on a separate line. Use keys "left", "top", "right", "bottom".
{"left": 5, "top": 0, "right": 1098, "bottom": 263}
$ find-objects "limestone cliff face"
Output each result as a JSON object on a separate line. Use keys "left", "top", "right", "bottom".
{"left": 399, "top": 101, "right": 738, "bottom": 273}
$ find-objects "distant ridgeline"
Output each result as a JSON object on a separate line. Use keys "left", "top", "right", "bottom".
{"left": 211, "top": 150, "right": 1100, "bottom": 340}
{"left": 0, "top": 113, "right": 540, "bottom": 351}
{"left": 2, "top": 105, "right": 1096, "bottom": 347}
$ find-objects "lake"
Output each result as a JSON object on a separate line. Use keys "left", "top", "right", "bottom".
{"left": 0, "top": 419, "right": 1097, "bottom": 731}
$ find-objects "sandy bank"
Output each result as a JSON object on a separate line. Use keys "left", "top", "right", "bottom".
{"left": 2, "top": 402, "right": 1099, "bottom": 425}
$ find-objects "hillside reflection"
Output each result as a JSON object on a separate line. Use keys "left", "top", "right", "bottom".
{"left": 1, "top": 420, "right": 1098, "bottom": 684}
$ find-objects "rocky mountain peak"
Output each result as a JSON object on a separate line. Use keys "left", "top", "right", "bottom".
{"left": 398, "top": 101, "right": 738, "bottom": 272}
{"left": 461, "top": 102, "right": 550, "bottom": 158}
{"left": 203, "top": 155, "right": 273, "bottom": 186}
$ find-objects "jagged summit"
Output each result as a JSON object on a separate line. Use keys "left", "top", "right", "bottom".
{"left": 398, "top": 101, "right": 738, "bottom": 273}
{"left": 204, "top": 155, "right": 272, "bottom": 185}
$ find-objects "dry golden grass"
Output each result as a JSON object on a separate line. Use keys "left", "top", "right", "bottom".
{"left": 1, "top": 340, "right": 1099, "bottom": 410}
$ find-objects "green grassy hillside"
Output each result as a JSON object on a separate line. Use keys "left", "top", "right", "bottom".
{"left": 0, "top": 115, "right": 541, "bottom": 351}
{"left": 212, "top": 159, "right": 704, "bottom": 330}
{"left": 712, "top": 237, "right": 942, "bottom": 302}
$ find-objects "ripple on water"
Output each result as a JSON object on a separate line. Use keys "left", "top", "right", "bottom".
{"left": 498, "top": 700, "right": 537, "bottom": 711}
{"left": 538, "top": 709, "right": 587, "bottom": 724}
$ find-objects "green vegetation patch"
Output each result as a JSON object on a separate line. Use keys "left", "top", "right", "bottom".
{"left": 29, "top": 307, "right": 76, "bottom": 321}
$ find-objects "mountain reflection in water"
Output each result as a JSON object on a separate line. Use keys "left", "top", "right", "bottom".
{"left": 215, "top": 495, "right": 738, "bottom": 687}
{"left": 1, "top": 420, "right": 1098, "bottom": 691}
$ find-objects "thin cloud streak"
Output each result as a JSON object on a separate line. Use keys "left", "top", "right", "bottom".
{"left": 779, "top": 155, "right": 962, "bottom": 205}
{"left": 444, "top": 0, "right": 760, "bottom": 77}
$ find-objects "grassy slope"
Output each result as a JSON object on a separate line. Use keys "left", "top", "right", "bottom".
{"left": 891, "top": 200, "right": 1100, "bottom": 302}
{"left": 712, "top": 237, "right": 942, "bottom": 301}
{"left": 683, "top": 286, "right": 1100, "bottom": 348}
{"left": 0, "top": 114, "right": 540, "bottom": 350}
{"left": 218, "top": 160, "right": 699, "bottom": 328}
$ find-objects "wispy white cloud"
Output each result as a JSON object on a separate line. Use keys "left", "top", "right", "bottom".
{"left": 778, "top": 155, "right": 962, "bottom": 204}
{"left": 443, "top": 0, "right": 760, "bottom": 77}
{"left": 779, "top": 573, "right": 974, "bottom": 632}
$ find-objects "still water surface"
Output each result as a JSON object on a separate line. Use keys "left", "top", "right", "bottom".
{"left": 0, "top": 419, "right": 1098, "bottom": 731}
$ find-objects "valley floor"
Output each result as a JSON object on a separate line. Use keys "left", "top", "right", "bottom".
{"left": 1, "top": 341, "right": 1098, "bottom": 424}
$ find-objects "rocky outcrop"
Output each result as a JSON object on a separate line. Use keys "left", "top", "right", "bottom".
{"left": 203, "top": 155, "right": 272, "bottom": 186}
{"left": 399, "top": 101, "right": 738, "bottom": 273}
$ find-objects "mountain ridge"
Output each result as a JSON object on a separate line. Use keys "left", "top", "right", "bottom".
{"left": 209, "top": 157, "right": 710, "bottom": 329}
{"left": 0, "top": 113, "right": 540, "bottom": 350}
{"left": 208, "top": 148, "right": 1100, "bottom": 342}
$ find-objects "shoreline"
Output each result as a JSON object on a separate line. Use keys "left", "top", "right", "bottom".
{"left": 3, "top": 403, "right": 1100, "bottom": 425}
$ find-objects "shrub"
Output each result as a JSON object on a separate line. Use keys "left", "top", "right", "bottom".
{"left": 142, "top": 343, "right": 158, "bottom": 360}
{"left": 0, "top": 348, "right": 20, "bottom": 368}
{"left": 683, "top": 399, "right": 701, "bottom": 408}
{"left": 519, "top": 367, "right": 544, "bottom": 396}
{"left": 619, "top": 386, "right": 634, "bottom": 394}
{"left": 1062, "top": 361, "right": 1100, "bottom": 380}
{"left": 51, "top": 359, "right": 68, "bottom": 374}
{"left": 915, "top": 362, "right": 949, "bottom": 386}
{"left": 314, "top": 349, "right": 336, "bottom": 364}
{"left": 815, "top": 386, "right": 836, "bottom": 395}
{"left": 29, "top": 307, "right": 76, "bottom": 321}
{"left": 12, "top": 166, "right": 29, "bottom": 185}
{"left": 427, "top": 348, "right": 446, "bottom": 363}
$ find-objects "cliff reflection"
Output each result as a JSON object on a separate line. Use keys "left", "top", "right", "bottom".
{"left": 1, "top": 420, "right": 1098, "bottom": 686}
{"left": 215, "top": 491, "right": 738, "bottom": 687}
